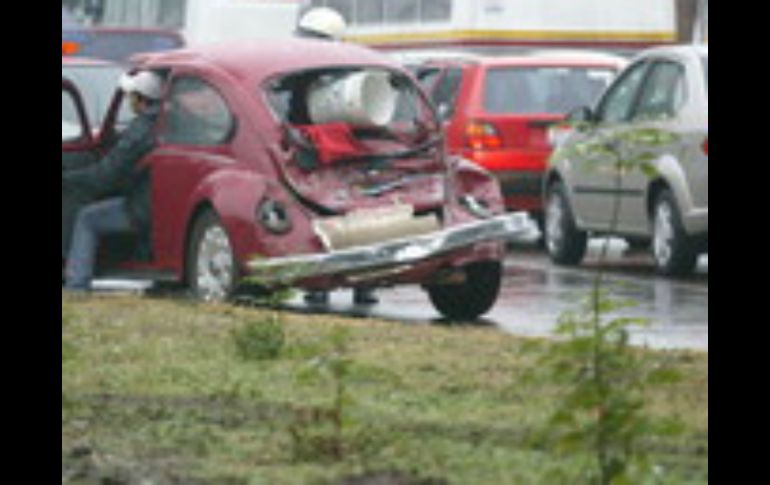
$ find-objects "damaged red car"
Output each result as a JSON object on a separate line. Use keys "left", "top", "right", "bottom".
{"left": 62, "top": 39, "right": 527, "bottom": 320}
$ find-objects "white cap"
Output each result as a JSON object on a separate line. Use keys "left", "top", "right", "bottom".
{"left": 119, "top": 70, "right": 164, "bottom": 100}
{"left": 296, "top": 7, "right": 347, "bottom": 40}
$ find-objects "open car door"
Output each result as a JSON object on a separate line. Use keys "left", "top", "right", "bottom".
{"left": 62, "top": 78, "right": 92, "bottom": 152}
{"left": 63, "top": 78, "right": 101, "bottom": 264}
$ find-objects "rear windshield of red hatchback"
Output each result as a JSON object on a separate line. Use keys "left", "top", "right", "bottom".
{"left": 484, "top": 66, "right": 616, "bottom": 115}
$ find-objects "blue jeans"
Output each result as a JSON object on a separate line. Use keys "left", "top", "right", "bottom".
{"left": 65, "top": 198, "right": 133, "bottom": 291}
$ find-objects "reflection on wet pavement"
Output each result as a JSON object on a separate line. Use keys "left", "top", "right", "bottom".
{"left": 284, "top": 240, "right": 708, "bottom": 351}
{"left": 92, "top": 239, "right": 707, "bottom": 351}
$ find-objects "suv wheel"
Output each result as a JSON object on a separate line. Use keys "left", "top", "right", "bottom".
{"left": 652, "top": 191, "right": 698, "bottom": 276}
{"left": 545, "top": 182, "right": 587, "bottom": 265}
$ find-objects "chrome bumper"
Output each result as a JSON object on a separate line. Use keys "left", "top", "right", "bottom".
{"left": 247, "top": 212, "right": 530, "bottom": 286}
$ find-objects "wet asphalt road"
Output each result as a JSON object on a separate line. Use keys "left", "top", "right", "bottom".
{"left": 281, "top": 238, "right": 708, "bottom": 351}
{"left": 92, "top": 238, "right": 708, "bottom": 352}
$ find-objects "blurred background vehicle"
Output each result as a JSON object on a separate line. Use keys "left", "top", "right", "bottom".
{"left": 62, "top": 27, "right": 185, "bottom": 64}
{"left": 543, "top": 44, "right": 707, "bottom": 275}
{"left": 415, "top": 52, "right": 626, "bottom": 232}
{"left": 62, "top": 3, "right": 185, "bottom": 64}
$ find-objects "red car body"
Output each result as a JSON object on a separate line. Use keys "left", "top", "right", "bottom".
{"left": 62, "top": 39, "right": 527, "bottom": 319}
{"left": 417, "top": 54, "right": 625, "bottom": 222}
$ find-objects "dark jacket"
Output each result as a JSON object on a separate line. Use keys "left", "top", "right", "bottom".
{"left": 63, "top": 103, "right": 160, "bottom": 230}
{"left": 62, "top": 104, "right": 159, "bottom": 258}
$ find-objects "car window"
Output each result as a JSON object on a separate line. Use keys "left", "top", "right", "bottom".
{"left": 484, "top": 66, "right": 616, "bottom": 115}
{"left": 702, "top": 55, "right": 708, "bottom": 95}
{"left": 596, "top": 61, "right": 650, "bottom": 124}
{"left": 266, "top": 67, "right": 434, "bottom": 129}
{"left": 414, "top": 66, "right": 441, "bottom": 89}
{"left": 634, "top": 61, "right": 686, "bottom": 121}
{"left": 62, "top": 88, "right": 85, "bottom": 142}
{"left": 162, "top": 76, "right": 235, "bottom": 146}
{"left": 430, "top": 67, "right": 463, "bottom": 118}
{"left": 61, "top": 63, "right": 133, "bottom": 129}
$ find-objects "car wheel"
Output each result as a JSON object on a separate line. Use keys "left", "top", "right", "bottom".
{"left": 545, "top": 182, "right": 587, "bottom": 265}
{"left": 652, "top": 191, "right": 698, "bottom": 276}
{"left": 427, "top": 261, "right": 502, "bottom": 321}
{"left": 188, "top": 210, "right": 238, "bottom": 302}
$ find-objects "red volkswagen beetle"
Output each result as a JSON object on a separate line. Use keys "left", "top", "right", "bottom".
{"left": 62, "top": 39, "right": 527, "bottom": 320}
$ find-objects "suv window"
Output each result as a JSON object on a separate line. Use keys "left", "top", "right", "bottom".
{"left": 596, "top": 61, "right": 650, "bottom": 124}
{"left": 163, "top": 76, "right": 235, "bottom": 146}
{"left": 634, "top": 61, "right": 686, "bottom": 120}
{"left": 702, "top": 56, "right": 708, "bottom": 94}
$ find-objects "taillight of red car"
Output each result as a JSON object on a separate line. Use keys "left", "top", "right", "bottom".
{"left": 62, "top": 41, "right": 81, "bottom": 56}
{"left": 465, "top": 121, "right": 503, "bottom": 150}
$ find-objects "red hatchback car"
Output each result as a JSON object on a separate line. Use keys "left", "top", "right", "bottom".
{"left": 416, "top": 53, "right": 625, "bottom": 228}
{"left": 62, "top": 39, "right": 528, "bottom": 320}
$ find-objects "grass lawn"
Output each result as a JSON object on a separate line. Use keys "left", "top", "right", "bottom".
{"left": 62, "top": 293, "right": 708, "bottom": 484}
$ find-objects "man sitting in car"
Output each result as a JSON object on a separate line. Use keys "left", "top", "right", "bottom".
{"left": 62, "top": 70, "right": 163, "bottom": 292}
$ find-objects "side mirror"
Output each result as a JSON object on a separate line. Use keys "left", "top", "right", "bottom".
{"left": 436, "top": 102, "right": 452, "bottom": 122}
{"left": 567, "top": 106, "right": 595, "bottom": 124}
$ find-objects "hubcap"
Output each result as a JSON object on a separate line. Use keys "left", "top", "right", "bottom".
{"left": 653, "top": 202, "right": 674, "bottom": 267}
{"left": 196, "top": 225, "right": 235, "bottom": 302}
{"left": 546, "top": 194, "right": 564, "bottom": 254}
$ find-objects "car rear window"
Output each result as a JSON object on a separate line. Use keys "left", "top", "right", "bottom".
{"left": 702, "top": 55, "right": 708, "bottom": 94}
{"left": 484, "top": 66, "right": 616, "bottom": 115}
{"left": 266, "top": 67, "right": 431, "bottom": 128}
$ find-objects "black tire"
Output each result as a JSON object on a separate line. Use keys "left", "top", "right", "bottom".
{"left": 544, "top": 182, "right": 587, "bottom": 265}
{"left": 186, "top": 210, "right": 239, "bottom": 302}
{"left": 651, "top": 190, "right": 698, "bottom": 276}
{"left": 427, "top": 261, "right": 502, "bottom": 321}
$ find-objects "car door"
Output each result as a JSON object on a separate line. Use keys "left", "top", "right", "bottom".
{"left": 62, "top": 79, "right": 93, "bottom": 154}
{"left": 616, "top": 58, "right": 689, "bottom": 233}
{"left": 569, "top": 60, "right": 651, "bottom": 229}
{"left": 147, "top": 72, "right": 239, "bottom": 271}
{"left": 62, "top": 76, "right": 128, "bottom": 169}
{"left": 63, "top": 79, "right": 97, "bottom": 259}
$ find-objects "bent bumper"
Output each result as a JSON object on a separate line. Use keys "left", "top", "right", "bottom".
{"left": 247, "top": 212, "right": 529, "bottom": 287}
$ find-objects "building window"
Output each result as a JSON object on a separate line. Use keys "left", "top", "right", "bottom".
{"left": 308, "top": 0, "right": 451, "bottom": 26}
{"left": 356, "top": 0, "right": 384, "bottom": 24}
{"left": 386, "top": 0, "right": 418, "bottom": 23}
{"left": 421, "top": 0, "right": 451, "bottom": 22}
{"left": 96, "top": 0, "right": 186, "bottom": 29}
{"left": 326, "top": 0, "right": 354, "bottom": 23}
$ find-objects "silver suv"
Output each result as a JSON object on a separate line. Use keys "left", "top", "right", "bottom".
{"left": 544, "top": 45, "right": 708, "bottom": 275}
